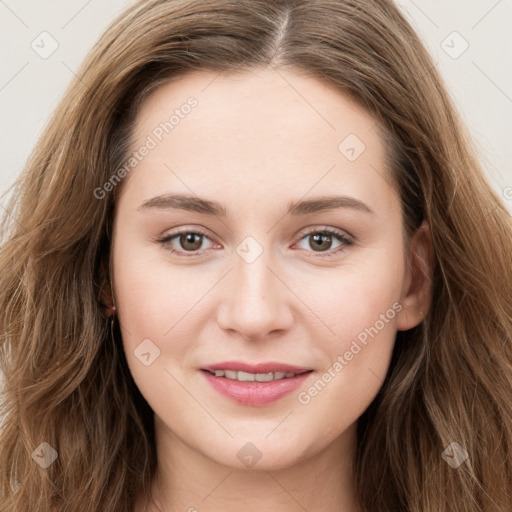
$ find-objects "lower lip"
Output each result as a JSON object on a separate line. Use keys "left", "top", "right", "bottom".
{"left": 200, "top": 370, "right": 313, "bottom": 406}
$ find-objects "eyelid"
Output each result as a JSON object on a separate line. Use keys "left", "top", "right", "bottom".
{"left": 298, "top": 225, "right": 354, "bottom": 242}
{"left": 293, "top": 226, "right": 353, "bottom": 258}
{"left": 156, "top": 227, "right": 218, "bottom": 256}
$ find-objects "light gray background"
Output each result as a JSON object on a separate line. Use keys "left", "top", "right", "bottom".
{"left": 1, "top": 0, "right": 511, "bottom": 211}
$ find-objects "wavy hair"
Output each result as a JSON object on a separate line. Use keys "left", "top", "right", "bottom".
{"left": 1, "top": 0, "right": 511, "bottom": 510}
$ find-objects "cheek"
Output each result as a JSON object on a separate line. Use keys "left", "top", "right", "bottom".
{"left": 112, "top": 251, "right": 202, "bottom": 417}
{"left": 305, "top": 253, "right": 404, "bottom": 346}
{"left": 112, "top": 242, "right": 209, "bottom": 394}
{"left": 296, "top": 251, "right": 403, "bottom": 410}
{"left": 113, "top": 237, "right": 207, "bottom": 336}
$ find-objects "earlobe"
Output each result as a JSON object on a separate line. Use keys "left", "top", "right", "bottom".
{"left": 396, "top": 221, "right": 434, "bottom": 331}
{"left": 99, "top": 281, "right": 115, "bottom": 318}
{"left": 98, "top": 254, "right": 116, "bottom": 318}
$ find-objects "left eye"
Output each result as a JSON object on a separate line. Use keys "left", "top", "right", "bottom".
{"left": 157, "top": 227, "right": 352, "bottom": 257}
{"left": 295, "top": 228, "right": 352, "bottom": 256}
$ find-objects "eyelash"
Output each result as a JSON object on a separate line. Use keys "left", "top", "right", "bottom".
{"left": 155, "top": 227, "right": 353, "bottom": 258}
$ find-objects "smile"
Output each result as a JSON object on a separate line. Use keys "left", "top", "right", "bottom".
{"left": 199, "top": 362, "right": 314, "bottom": 406}
{"left": 203, "top": 369, "right": 310, "bottom": 382}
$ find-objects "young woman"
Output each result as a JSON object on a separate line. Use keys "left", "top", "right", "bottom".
{"left": 1, "top": 1, "right": 511, "bottom": 511}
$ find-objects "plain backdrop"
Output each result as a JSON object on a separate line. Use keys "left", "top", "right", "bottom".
{"left": 1, "top": 0, "right": 511, "bottom": 212}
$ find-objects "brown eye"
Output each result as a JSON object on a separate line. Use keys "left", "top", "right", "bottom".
{"left": 178, "top": 232, "right": 203, "bottom": 251}
{"left": 308, "top": 233, "right": 334, "bottom": 252}
{"left": 157, "top": 229, "right": 215, "bottom": 256}
{"left": 295, "top": 228, "right": 353, "bottom": 257}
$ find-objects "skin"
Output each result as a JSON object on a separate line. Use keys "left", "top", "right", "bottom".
{"left": 109, "top": 67, "right": 433, "bottom": 512}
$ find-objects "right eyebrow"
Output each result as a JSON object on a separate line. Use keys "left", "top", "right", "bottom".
{"left": 138, "top": 194, "right": 227, "bottom": 217}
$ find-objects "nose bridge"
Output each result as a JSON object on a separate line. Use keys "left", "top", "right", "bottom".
{"left": 236, "top": 244, "right": 274, "bottom": 301}
{"left": 216, "top": 235, "right": 292, "bottom": 338}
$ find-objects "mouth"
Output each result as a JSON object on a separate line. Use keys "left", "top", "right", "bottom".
{"left": 201, "top": 368, "right": 313, "bottom": 382}
{"left": 199, "top": 361, "right": 314, "bottom": 406}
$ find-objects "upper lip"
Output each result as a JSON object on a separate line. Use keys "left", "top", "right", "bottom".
{"left": 200, "top": 361, "right": 313, "bottom": 374}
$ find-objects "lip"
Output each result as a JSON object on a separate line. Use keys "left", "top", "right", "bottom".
{"left": 200, "top": 360, "right": 313, "bottom": 374}
{"left": 199, "top": 360, "right": 314, "bottom": 407}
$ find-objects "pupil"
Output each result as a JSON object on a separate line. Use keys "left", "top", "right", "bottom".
{"left": 181, "top": 233, "right": 201, "bottom": 250}
{"left": 311, "top": 233, "right": 331, "bottom": 251}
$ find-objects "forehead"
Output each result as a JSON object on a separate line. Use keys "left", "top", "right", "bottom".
{"left": 122, "top": 67, "right": 398, "bottom": 215}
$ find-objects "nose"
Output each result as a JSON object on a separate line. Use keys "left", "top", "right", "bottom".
{"left": 216, "top": 246, "right": 294, "bottom": 341}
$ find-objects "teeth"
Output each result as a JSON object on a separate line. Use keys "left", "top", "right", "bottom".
{"left": 237, "top": 371, "right": 255, "bottom": 382}
{"left": 224, "top": 370, "right": 238, "bottom": 380}
{"left": 255, "top": 372, "right": 274, "bottom": 382}
{"left": 208, "top": 370, "right": 300, "bottom": 381}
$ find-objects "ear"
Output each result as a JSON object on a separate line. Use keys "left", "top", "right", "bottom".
{"left": 396, "top": 221, "right": 434, "bottom": 331}
{"left": 97, "top": 252, "right": 115, "bottom": 318}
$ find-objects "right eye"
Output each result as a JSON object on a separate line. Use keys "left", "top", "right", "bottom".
{"left": 156, "top": 229, "right": 217, "bottom": 257}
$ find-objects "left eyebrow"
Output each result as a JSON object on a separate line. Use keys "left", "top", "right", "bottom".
{"left": 137, "top": 193, "right": 374, "bottom": 217}
{"left": 287, "top": 195, "right": 375, "bottom": 216}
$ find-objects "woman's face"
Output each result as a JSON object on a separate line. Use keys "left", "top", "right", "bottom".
{"left": 111, "top": 67, "right": 429, "bottom": 470}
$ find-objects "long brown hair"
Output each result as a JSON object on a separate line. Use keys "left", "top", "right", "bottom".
{"left": 1, "top": 1, "right": 511, "bottom": 510}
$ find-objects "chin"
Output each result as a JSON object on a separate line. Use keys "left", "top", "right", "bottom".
{"left": 201, "top": 436, "right": 310, "bottom": 472}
